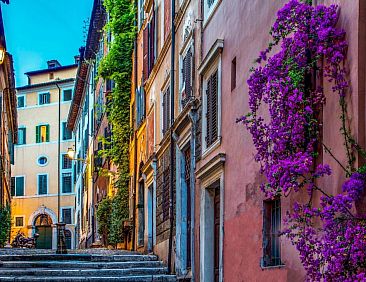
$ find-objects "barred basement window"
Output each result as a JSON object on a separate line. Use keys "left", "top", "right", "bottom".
{"left": 262, "top": 198, "right": 282, "bottom": 267}
{"left": 15, "top": 217, "right": 24, "bottom": 227}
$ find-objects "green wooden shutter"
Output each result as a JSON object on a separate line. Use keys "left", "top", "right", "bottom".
{"left": 16, "top": 177, "right": 24, "bottom": 196}
{"left": 38, "top": 175, "right": 47, "bottom": 195}
{"left": 46, "top": 125, "right": 50, "bottom": 142}
{"left": 11, "top": 177, "right": 15, "bottom": 196}
{"left": 23, "top": 128, "right": 26, "bottom": 144}
{"left": 36, "top": 126, "right": 40, "bottom": 143}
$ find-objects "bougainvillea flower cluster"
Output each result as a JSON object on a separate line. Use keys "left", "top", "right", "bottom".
{"left": 240, "top": 0, "right": 366, "bottom": 280}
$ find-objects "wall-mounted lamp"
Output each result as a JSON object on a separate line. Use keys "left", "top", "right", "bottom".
{"left": 67, "top": 147, "right": 89, "bottom": 164}
{"left": 0, "top": 46, "right": 6, "bottom": 65}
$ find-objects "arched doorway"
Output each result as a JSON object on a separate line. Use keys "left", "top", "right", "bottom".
{"left": 34, "top": 214, "right": 53, "bottom": 249}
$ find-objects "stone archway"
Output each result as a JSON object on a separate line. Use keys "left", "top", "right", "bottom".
{"left": 28, "top": 206, "right": 58, "bottom": 249}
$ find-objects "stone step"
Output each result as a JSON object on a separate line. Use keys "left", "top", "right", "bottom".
{"left": 0, "top": 267, "right": 168, "bottom": 277}
{"left": 0, "top": 254, "right": 158, "bottom": 262}
{"left": 0, "top": 275, "right": 177, "bottom": 282}
{"left": 1, "top": 260, "right": 163, "bottom": 269}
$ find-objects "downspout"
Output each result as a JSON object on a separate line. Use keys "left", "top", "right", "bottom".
{"left": 132, "top": 0, "right": 138, "bottom": 251}
{"left": 168, "top": 0, "right": 176, "bottom": 274}
{"left": 189, "top": 104, "right": 197, "bottom": 281}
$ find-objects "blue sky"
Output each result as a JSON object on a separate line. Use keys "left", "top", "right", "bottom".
{"left": 2, "top": 0, "right": 93, "bottom": 86}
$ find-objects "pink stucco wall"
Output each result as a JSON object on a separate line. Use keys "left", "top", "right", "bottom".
{"left": 195, "top": 0, "right": 365, "bottom": 281}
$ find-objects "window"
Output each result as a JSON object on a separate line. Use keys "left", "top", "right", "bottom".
{"left": 136, "top": 86, "right": 145, "bottom": 126}
{"left": 17, "top": 127, "right": 26, "bottom": 145}
{"left": 180, "top": 45, "right": 193, "bottom": 109}
{"left": 164, "top": 0, "right": 171, "bottom": 40}
{"left": 38, "top": 174, "right": 48, "bottom": 195}
{"left": 49, "top": 72, "right": 54, "bottom": 80}
{"left": 62, "top": 122, "right": 72, "bottom": 140}
{"left": 17, "top": 96, "right": 25, "bottom": 108}
{"left": 36, "top": 125, "right": 50, "bottom": 143}
{"left": 204, "top": 0, "right": 219, "bottom": 20}
{"left": 39, "top": 93, "right": 50, "bottom": 105}
{"left": 63, "top": 89, "right": 72, "bottom": 101}
{"left": 138, "top": 0, "right": 145, "bottom": 29}
{"left": 15, "top": 217, "right": 24, "bottom": 227}
{"left": 231, "top": 57, "right": 236, "bottom": 91}
{"left": 38, "top": 156, "right": 48, "bottom": 166}
{"left": 205, "top": 69, "right": 219, "bottom": 148}
{"left": 11, "top": 176, "right": 24, "bottom": 197}
{"left": 143, "top": 10, "right": 157, "bottom": 83}
{"left": 61, "top": 208, "right": 72, "bottom": 224}
{"left": 62, "top": 172, "right": 72, "bottom": 193}
{"left": 262, "top": 199, "right": 282, "bottom": 267}
{"left": 62, "top": 154, "right": 72, "bottom": 169}
{"left": 162, "top": 86, "right": 170, "bottom": 136}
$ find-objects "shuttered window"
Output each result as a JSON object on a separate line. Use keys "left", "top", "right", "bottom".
{"left": 17, "top": 96, "right": 25, "bottom": 108}
{"left": 164, "top": 0, "right": 171, "bottom": 40}
{"left": 17, "top": 128, "right": 26, "bottom": 145}
{"left": 63, "top": 89, "right": 72, "bottom": 101}
{"left": 162, "top": 86, "right": 170, "bottom": 135}
{"left": 181, "top": 46, "right": 193, "bottom": 108}
{"left": 62, "top": 122, "right": 72, "bottom": 140}
{"left": 38, "top": 174, "right": 48, "bottom": 195}
{"left": 62, "top": 208, "right": 72, "bottom": 224}
{"left": 11, "top": 176, "right": 24, "bottom": 197}
{"left": 39, "top": 93, "right": 50, "bottom": 105}
{"left": 205, "top": 70, "right": 218, "bottom": 147}
{"left": 36, "top": 125, "right": 50, "bottom": 143}
{"left": 143, "top": 10, "right": 157, "bottom": 83}
{"left": 62, "top": 173, "right": 72, "bottom": 193}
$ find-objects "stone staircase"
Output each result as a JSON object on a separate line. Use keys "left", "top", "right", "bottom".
{"left": 0, "top": 250, "right": 176, "bottom": 281}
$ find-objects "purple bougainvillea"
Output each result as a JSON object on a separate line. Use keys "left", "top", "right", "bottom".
{"left": 239, "top": 0, "right": 366, "bottom": 280}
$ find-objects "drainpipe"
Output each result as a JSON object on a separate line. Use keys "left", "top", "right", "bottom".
{"left": 168, "top": 0, "right": 176, "bottom": 274}
{"left": 188, "top": 104, "right": 197, "bottom": 281}
{"left": 132, "top": 0, "right": 138, "bottom": 252}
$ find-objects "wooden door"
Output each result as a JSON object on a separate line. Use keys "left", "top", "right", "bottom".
{"left": 35, "top": 226, "right": 52, "bottom": 249}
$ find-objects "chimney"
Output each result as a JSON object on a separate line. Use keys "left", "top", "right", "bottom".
{"left": 47, "top": 60, "right": 61, "bottom": 69}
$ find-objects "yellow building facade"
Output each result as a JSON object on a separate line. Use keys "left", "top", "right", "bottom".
{"left": 11, "top": 60, "right": 77, "bottom": 249}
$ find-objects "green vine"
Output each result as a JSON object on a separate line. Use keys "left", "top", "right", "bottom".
{"left": 0, "top": 204, "right": 11, "bottom": 247}
{"left": 97, "top": 0, "right": 135, "bottom": 246}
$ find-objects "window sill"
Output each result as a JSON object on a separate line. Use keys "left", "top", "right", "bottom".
{"left": 202, "top": 137, "right": 221, "bottom": 160}
{"left": 260, "top": 264, "right": 285, "bottom": 270}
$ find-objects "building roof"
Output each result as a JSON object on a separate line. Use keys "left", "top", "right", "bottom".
{"left": 16, "top": 78, "right": 75, "bottom": 91}
{"left": 67, "top": 48, "right": 88, "bottom": 131}
{"left": 24, "top": 64, "right": 78, "bottom": 77}
{"left": 67, "top": 0, "right": 107, "bottom": 130}
{"left": 85, "top": 0, "right": 106, "bottom": 60}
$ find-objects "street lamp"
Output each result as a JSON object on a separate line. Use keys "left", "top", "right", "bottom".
{"left": 67, "top": 147, "right": 89, "bottom": 163}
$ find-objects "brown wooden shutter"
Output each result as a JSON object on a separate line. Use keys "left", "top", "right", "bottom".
{"left": 211, "top": 70, "right": 218, "bottom": 142}
{"left": 164, "top": 0, "right": 171, "bottom": 40}
{"left": 143, "top": 26, "right": 149, "bottom": 82}
{"left": 206, "top": 76, "right": 212, "bottom": 145}
{"left": 185, "top": 48, "right": 192, "bottom": 99}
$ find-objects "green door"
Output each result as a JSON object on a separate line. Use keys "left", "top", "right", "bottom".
{"left": 35, "top": 226, "right": 52, "bottom": 249}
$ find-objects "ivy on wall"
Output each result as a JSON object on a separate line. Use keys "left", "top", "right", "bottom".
{"left": 0, "top": 204, "right": 11, "bottom": 247}
{"left": 97, "top": 0, "right": 135, "bottom": 246}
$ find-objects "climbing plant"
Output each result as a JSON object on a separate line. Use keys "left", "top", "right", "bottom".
{"left": 239, "top": 0, "right": 366, "bottom": 280}
{"left": 96, "top": 197, "right": 111, "bottom": 246}
{"left": 0, "top": 204, "right": 11, "bottom": 247}
{"left": 97, "top": 0, "right": 135, "bottom": 246}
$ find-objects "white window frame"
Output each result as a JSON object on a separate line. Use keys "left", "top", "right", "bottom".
{"left": 61, "top": 171, "right": 73, "bottom": 195}
{"left": 13, "top": 175, "right": 26, "bottom": 197}
{"left": 17, "top": 95, "right": 26, "bottom": 108}
{"left": 201, "top": 55, "right": 222, "bottom": 156}
{"left": 37, "top": 155, "right": 49, "bottom": 167}
{"left": 62, "top": 88, "right": 73, "bottom": 102}
{"left": 38, "top": 92, "right": 50, "bottom": 105}
{"left": 179, "top": 35, "right": 194, "bottom": 112}
{"left": 203, "top": 0, "right": 221, "bottom": 24}
{"left": 14, "top": 216, "right": 25, "bottom": 227}
{"left": 37, "top": 173, "right": 49, "bottom": 195}
{"left": 61, "top": 206, "right": 74, "bottom": 225}
{"left": 17, "top": 126, "right": 26, "bottom": 145}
